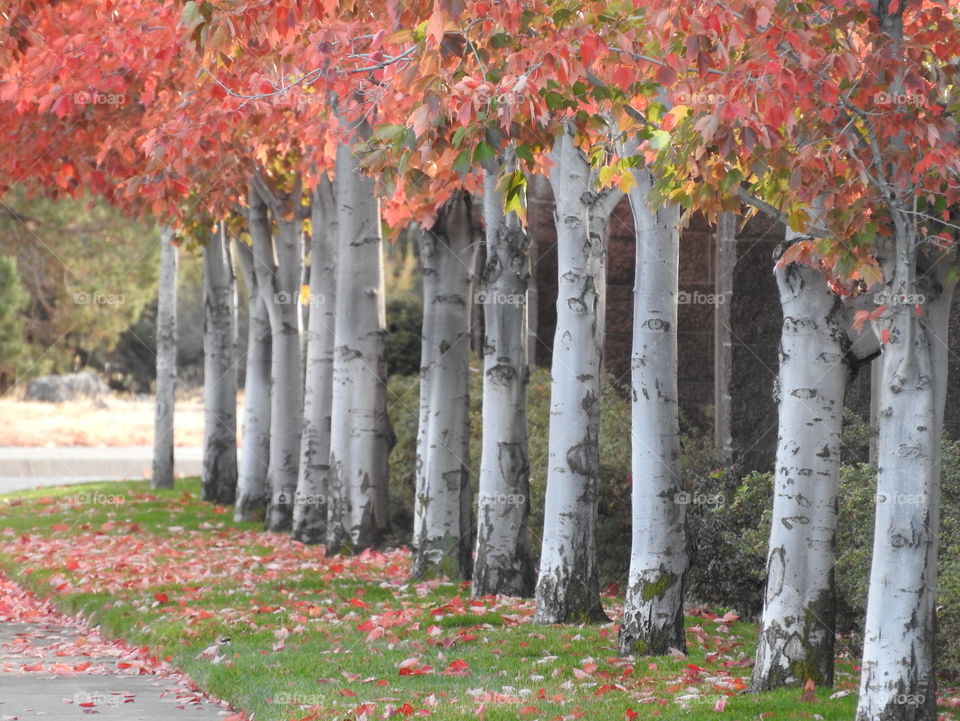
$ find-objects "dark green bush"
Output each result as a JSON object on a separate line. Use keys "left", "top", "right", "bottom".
{"left": 387, "top": 369, "right": 673, "bottom": 589}
{"left": 0, "top": 255, "right": 27, "bottom": 393}
{"left": 386, "top": 370, "right": 960, "bottom": 677}
{"left": 385, "top": 297, "right": 423, "bottom": 377}
{"left": 694, "top": 420, "right": 960, "bottom": 677}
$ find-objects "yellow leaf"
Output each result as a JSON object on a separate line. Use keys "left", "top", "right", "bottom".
{"left": 617, "top": 172, "right": 637, "bottom": 194}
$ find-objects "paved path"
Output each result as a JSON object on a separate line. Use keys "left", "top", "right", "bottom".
{"left": 0, "top": 575, "right": 239, "bottom": 720}
{"left": 0, "top": 446, "right": 203, "bottom": 494}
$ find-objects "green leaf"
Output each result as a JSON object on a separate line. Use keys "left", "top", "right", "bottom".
{"left": 181, "top": 1, "right": 204, "bottom": 30}
{"left": 372, "top": 124, "right": 408, "bottom": 143}
{"left": 452, "top": 149, "right": 472, "bottom": 175}
{"left": 553, "top": 8, "right": 573, "bottom": 26}
{"left": 648, "top": 130, "right": 671, "bottom": 150}
{"left": 473, "top": 141, "right": 497, "bottom": 166}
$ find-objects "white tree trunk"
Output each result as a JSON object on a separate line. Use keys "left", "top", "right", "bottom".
{"left": 534, "top": 124, "right": 621, "bottom": 624}
{"left": 234, "top": 241, "right": 271, "bottom": 522}
{"left": 327, "top": 142, "right": 391, "bottom": 552}
{"left": 152, "top": 226, "right": 177, "bottom": 489}
{"left": 751, "top": 226, "right": 848, "bottom": 689}
{"left": 856, "top": 223, "right": 952, "bottom": 721}
{"left": 411, "top": 192, "right": 477, "bottom": 579}
{"left": 201, "top": 224, "right": 239, "bottom": 504}
{"left": 293, "top": 177, "right": 338, "bottom": 544}
{"left": 618, "top": 169, "right": 687, "bottom": 656}
{"left": 473, "top": 155, "right": 534, "bottom": 598}
{"left": 248, "top": 175, "right": 303, "bottom": 532}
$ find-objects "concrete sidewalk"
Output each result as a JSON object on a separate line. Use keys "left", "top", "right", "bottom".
{"left": 0, "top": 622, "right": 232, "bottom": 719}
{"left": 0, "top": 446, "right": 203, "bottom": 494}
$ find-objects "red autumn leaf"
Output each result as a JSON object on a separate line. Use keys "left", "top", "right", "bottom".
{"left": 340, "top": 688, "right": 357, "bottom": 697}
{"left": 154, "top": 592, "right": 169, "bottom": 603}
{"left": 443, "top": 658, "right": 470, "bottom": 675}
{"left": 519, "top": 706, "right": 539, "bottom": 715}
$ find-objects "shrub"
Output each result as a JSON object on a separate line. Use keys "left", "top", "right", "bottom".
{"left": 0, "top": 255, "right": 27, "bottom": 393}
{"left": 692, "top": 426, "right": 960, "bottom": 677}
{"left": 387, "top": 369, "right": 660, "bottom": 589}
{"left": 385, "top": 297, "right": 422, "bottom": 377}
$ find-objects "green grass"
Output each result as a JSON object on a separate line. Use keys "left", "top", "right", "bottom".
{"left": 0, "top": 479, "right": 866, "bottom": 720}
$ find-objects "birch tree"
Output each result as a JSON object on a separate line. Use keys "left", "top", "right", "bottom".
{"left": 618, "top": 166, "right": 687, "bottom": 656}
{"left": 233, "top": 240, "right": 272, "bottom": 521}
{"left": 412, "top": 190, "right": 478, "bottom": 579}
{"left": 473, "top": 153, "right": 534, "bottom": 598}
{"left": 751, "top": 227, "right": 849, "bottom": 690}
{"left": 247, "top": 173, "right": 304, "bottom": 532}
{"left": 201, "top": 224, "right": 239, "bottom": 504}
{"left": 534, "top": 123, "right": 622, "bottom": 624}
{"left": 326, "top": 142, "right": 391, "bottom": 552}
{"left": 856, "top": 233, "right": 955, "bottom": 721}
{"left": 293, "top": 176, "right": 338, "bottom": 544}
{"left": 152, "top": 226, "right": 177, "bottom": 490}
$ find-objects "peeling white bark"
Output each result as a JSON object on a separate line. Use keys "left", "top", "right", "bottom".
{"left": 152, "top": 226, "right": 177, "bottom": 490}
{"left": 856, "top": 224, "right": 953, "bottom": 721}
{"left": 473, "top": 154, "right": 534, "bottom": 598}
{"left": 248, "top": 175, "right": 303, "bottom": 532}
{"left": 618, "top": 168, "right": 687, "bottom": 656}
{"left": 534, "top": 124, "right": 621, "bottom": 624}
{"left": 201, "top": 225, "right": 239, "bottom": 505}
{"left": 234, "top": 241, "right": 271, "bottom": 522}
{"left": 327, "top": 143, "right": 391, "bottom": 552}
{"left": 752, "top": 226, "right": 849, "bottom": 689}
{"left": 293, "top": 177, "right": 338, "bottom": 544}
{"left": 411, "top": 192, "right": 478, "bottom": 579}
